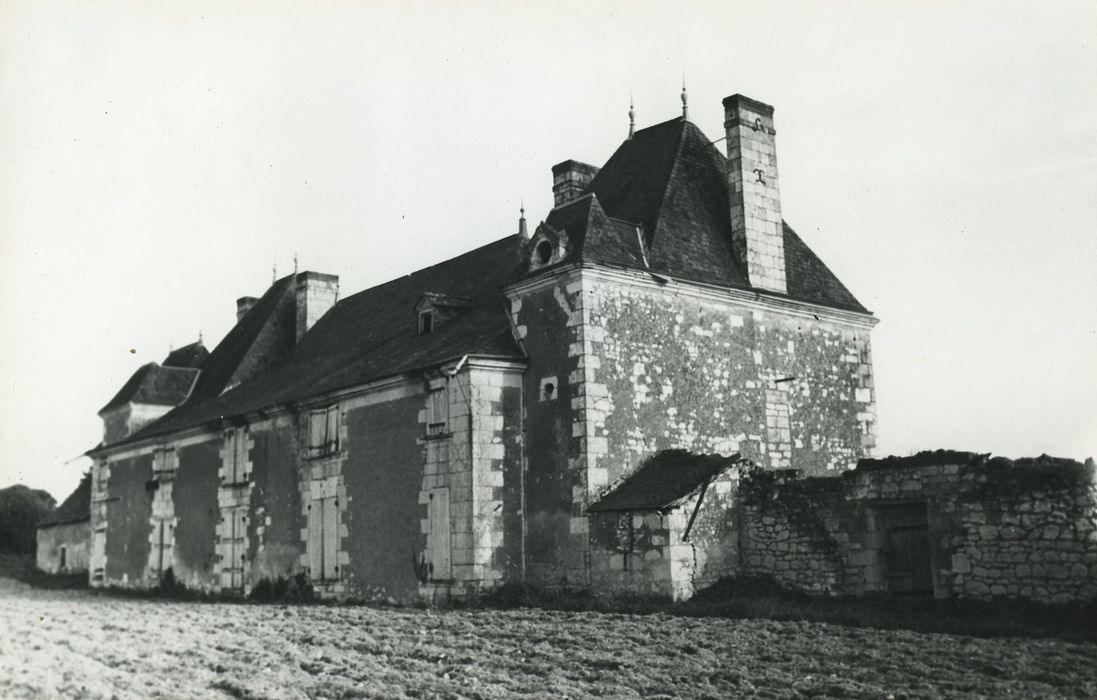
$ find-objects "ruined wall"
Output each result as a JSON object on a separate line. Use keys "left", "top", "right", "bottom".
{"left": 589, "top": 467, "right": 742, "bottom": 600}
{"left": 173, "top": 438, "right": 219, "bottom": 588}
{"left": 36, "top": 521, "right": 90, "bottom": 574}
{"left": 103, "top": 453, "right": 153, "bottom": 586}
{"left": 738, "top": 453, "right": 1097, "bottom": 604}
{"left": 248, "top": 419, "right": 302, "bottom": 582}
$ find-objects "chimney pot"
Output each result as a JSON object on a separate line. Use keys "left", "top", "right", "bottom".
{"left": 551, "top": 160, "right": 600, "bottom": 208}
{"left": 236, "top": 296, "right": 260, "bottom": 324}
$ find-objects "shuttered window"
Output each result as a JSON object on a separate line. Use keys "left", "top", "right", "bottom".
{"left": 222, "top": 428, "right": 249, "bottom": 484}
{"left": 308, "top": 405, "right": 340, "bottom": 458}
{"left": 307, "top": 478, "right": 340, "bottom": 581}
{"left": 153, "top": 448, "right": 176, "bottom": 477}
{"left": 426, "top": 389, "right": 447, "bottom": 437}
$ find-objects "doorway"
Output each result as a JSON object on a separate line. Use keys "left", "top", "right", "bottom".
{"left": 877, "top": 502, "right": 932, "bottom": 595}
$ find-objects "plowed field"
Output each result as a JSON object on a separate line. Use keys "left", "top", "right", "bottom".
{"left": 2, "top": 576, "right": 1095, "bottom": 699}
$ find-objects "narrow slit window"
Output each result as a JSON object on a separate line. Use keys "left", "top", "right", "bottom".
{"left": 419, "top": 310, "right": 434, "bottom": 335}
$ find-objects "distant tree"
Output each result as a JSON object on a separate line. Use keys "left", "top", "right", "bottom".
{"left": 0, "top": 485, "right": 56, "bottom": 554}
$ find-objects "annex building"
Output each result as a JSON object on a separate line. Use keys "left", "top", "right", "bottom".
{"left": 80, "top": 92, "right": 880, "bottom": 603}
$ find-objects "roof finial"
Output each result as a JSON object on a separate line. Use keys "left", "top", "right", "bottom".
{"left": 519, "top": 199, "right": 528, "bottom": 240}
{"left": 198, "top": 327, "right": 203, "bottom": 343}
{"left": 293, "top": 251, "right": 298, "bottom": 275}
{"left": 628, "top": 91, "right": 635, "bottom": 138}
{"left": 272, "top": 262, "right": 277, "bottom": 284}
{"left": 681, "top": 75, "right": 688, "bottom": 121}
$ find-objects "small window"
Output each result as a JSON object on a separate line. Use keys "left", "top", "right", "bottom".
{"left": 222, "top": 427, "right": 249, "bottom": 484}
{"left": 308, "top": 405, "right": 340, "bottom": 458}
{"left": 535, "top": 240, "right": 553, "bottom": 266}
{"left": 153, "top": 448, "right": 177, "bottom": 477}
{"left": 540, "top": 376, "right": 558, "bottom": 401}
{"left": 426, "top": 388, "right": 448, "bottom": 437}
{"left": 95, "top": 463, "right": 109, "bottom": 494}
{"left": 59, "top": 546, "right": 67, "bottom": 569}
{"left": 418, "top": 310, "right": 434, "bottom": 335}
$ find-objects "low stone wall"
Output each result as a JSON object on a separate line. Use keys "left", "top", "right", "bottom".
{"left": 739, "top": 452, "right": 1097, "bottom": 604}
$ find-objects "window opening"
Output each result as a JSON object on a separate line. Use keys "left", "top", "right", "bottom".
{"left": 426, "top": 387, "right": 448, "bottom": 437}
{"left": 308, "top": 405, "right": 340, "bottom": 458}
{"left": 419, "top": 310, "right": 434, "bottom": 335}
{"left": 535, "top": 240, "right": 553, "bottom": 265}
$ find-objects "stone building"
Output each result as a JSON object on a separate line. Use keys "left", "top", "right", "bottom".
{"left": 83, "top": 91, "right": 878, "bottom": 602}
{"left": 735, "top": 451, "right": 1097, "bottom": 604}
{"left": 36, "top": 472, "right": 92, "bottom": 575}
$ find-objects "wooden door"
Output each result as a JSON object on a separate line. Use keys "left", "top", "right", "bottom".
{"left": 881, "top": 503, "right": 932, "bottom": 595}
{"left": 428, "top": 488, "right": 451, "bottom": 580}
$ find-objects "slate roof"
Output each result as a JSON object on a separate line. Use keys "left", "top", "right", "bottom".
{"left": 162, "top": 340, "right": 209, "bottom": 369}
{"left": 545, "top": 117, "right": 866, "bottom": 312}
{"left": 588, "top": 450, "right": 741, "bottom": 512}
{"left": 38, "top": 471, "right": 91, "bottom": 527}
{"left": 99, "top": 236, "right": 526, "bottom": 449}
{"left": 98, "top": 363, "right": 198, "bottom": 414}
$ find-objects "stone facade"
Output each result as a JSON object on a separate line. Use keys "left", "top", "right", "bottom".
{"left": 737, "top": 452, "right": 1097, "bottom": 604}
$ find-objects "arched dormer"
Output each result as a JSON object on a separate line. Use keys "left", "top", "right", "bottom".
{"left": 528, "top": 222, "right": 570, "bottom": 272}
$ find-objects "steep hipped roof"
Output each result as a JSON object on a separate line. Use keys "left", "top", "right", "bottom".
{"left": 98, "top": 363, "right": 198, "bottom": 414}
{"left": 162, "top": 340, "right": 209, "bottom": 369}
{"left": 101, "top": 236, "right": 525, "bottom": 448}
{"left": 38, "top": 471, "right": 91, "bottom": 527}
{"left": 186, "top": 274, "right": 298, "bottom": 401}
{"left": 589, "top": 450, "right": 741, "bottom": 512}
{"left": 554, "top": 117, "right": 866, "bottom": 312}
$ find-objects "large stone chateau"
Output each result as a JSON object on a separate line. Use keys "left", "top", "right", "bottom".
{"left": 70, "top": 91, "right": 883, "bottom": 602}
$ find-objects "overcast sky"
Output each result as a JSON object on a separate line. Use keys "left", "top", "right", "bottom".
{"left": 2, "top": 0, "right": 1095, "bottom": 501}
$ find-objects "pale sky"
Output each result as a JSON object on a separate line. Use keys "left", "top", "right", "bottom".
{"left": 2, "top": 0, "right": 1095, "bottom": 502}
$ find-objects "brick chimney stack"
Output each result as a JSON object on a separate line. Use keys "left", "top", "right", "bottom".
{"left": 295, "top": 272, "right": 339, "bottom": 343}
{"left": 236, "top": 296, "right": 259, "bottom": 324}
{"left": 551, "top": 160, "right": 599, "bottom": 208}
{"left": 723, "top": 94, "right": 787, "bottom": 294}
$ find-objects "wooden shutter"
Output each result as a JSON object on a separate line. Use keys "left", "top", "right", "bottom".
{"left": 429, "top": 488, "right": 451, "bottom": 579}
{"left": 325, "top": 406, "right": 339, "bottom": 454}
{"left": 307, "top": 498, "right": 323, "bottom": 579}
{"left": 309, "top": 411, "right": 326, "bottom": 455}
{"left": 322, "top": 496, "right": 339, "bottom": 580}
{"left": 234, "top": 428, "right": 248, "bottom": 482}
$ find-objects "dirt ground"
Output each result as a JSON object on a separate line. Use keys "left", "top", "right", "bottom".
{"left": 2, "top": 576, "right": 1096, "bottom": 699}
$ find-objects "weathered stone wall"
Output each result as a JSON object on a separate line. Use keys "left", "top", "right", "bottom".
{"left": 589, "top": 269, "right": 875, "bottom": 482}
{"left": 509, "top": 265, "right": 875, "bottom": 592}
{"left": 738, "top": 453, "right": 1097, "bottom": 604}
{"left": 589, "top": 467, "right": 742, "bottom": 600}
{"left": 36, "top": 521, "right": 90, "bottom": 574}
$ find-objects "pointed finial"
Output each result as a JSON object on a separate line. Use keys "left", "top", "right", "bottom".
{"left": 519, "top": 199, "right": 528, "bottom": 240}
{"left": 198, "top": 327, "right": 203, "bottom": 343}
{"left": 628, "top": 92, "right": 635, "bottom": 139}
{"left": 272, "top": 262, "right": 277, "bottom": 284}
{"left": 293, "top": 251, "right": 298, "bottom": 275}
{"left": 681, "top": 76, "right": 688, "bottom": 121}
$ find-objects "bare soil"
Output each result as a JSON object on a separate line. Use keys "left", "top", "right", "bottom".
{"left": 2, "top": 575, "right": 1096, "bottom": 699}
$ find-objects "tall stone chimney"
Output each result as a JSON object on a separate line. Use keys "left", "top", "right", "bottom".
{"left": 236, "top": 296, "right": 259, "bottom": 323}
{"left": 295, "top": 272, "right": 339, "bottom": 343}
{"left": 551, "top": 160, "right": 599, "bottom": 208}
{"left": 723, "top": 94, "right": 787, "bottom": 294}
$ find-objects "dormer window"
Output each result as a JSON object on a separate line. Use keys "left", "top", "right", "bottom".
{"left": 414, "top": 292, "right": 471, "bottom": 336}
{"left": 528, "top": 224, "right": 568, "bottom": 271}
{"left": 534, "top": 240, "right": 552, "bottom": 266}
